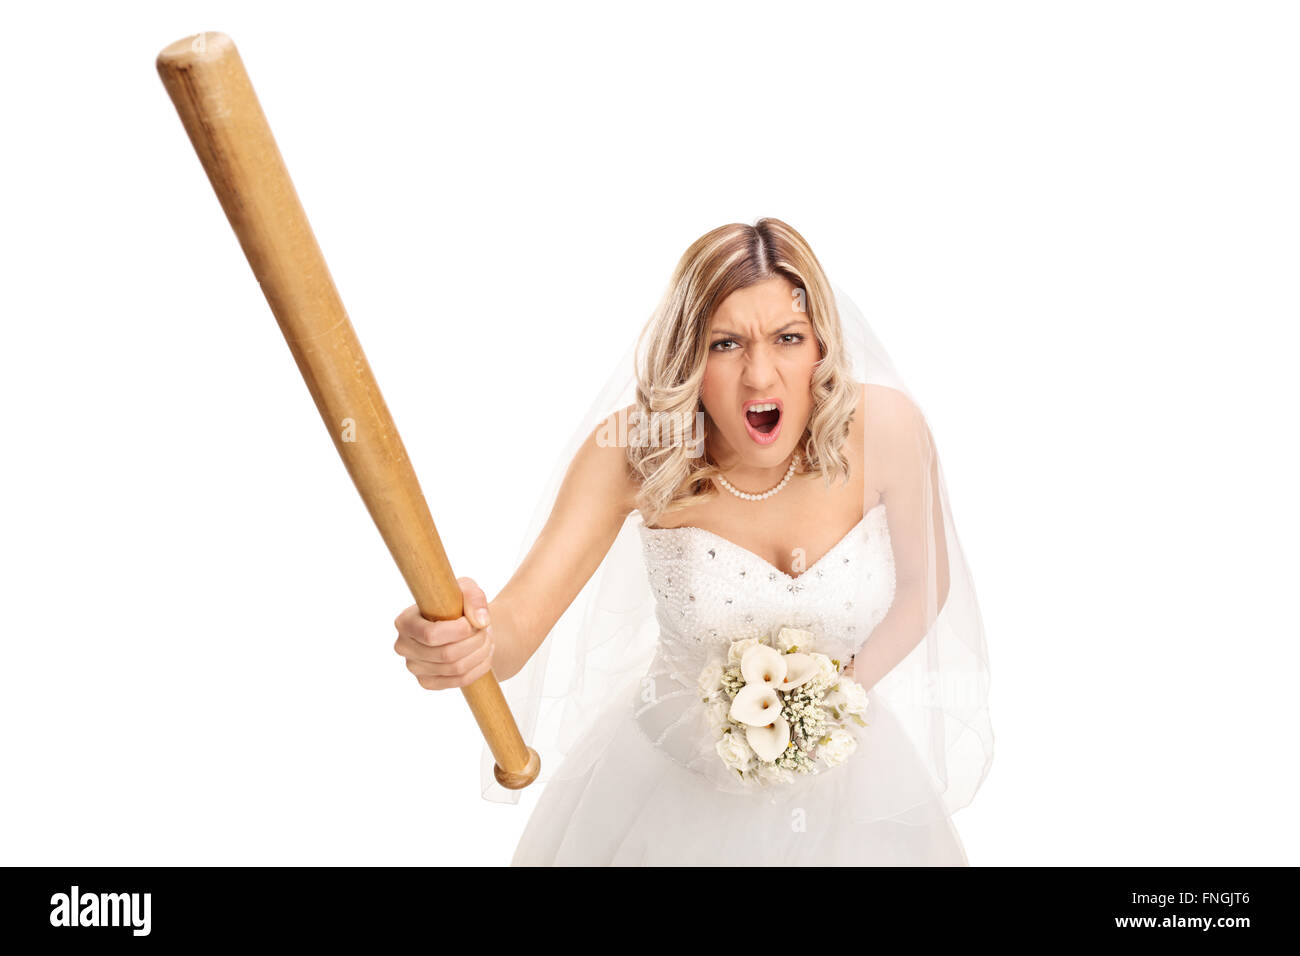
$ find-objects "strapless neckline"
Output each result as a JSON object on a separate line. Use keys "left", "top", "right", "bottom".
{"left": 639, "top": 502, "right": 885, "bottom": 583}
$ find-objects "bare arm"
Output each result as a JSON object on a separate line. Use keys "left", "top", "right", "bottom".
{"left": 487, "top": 407, "right": 638, "bottom": 681}
{"left": 847, "top": 387, "right": 950, "bottom": 691}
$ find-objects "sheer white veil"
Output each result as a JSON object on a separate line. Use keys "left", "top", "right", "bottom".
{"left": 480, "top": 280, "right": 994, "bottom": 827}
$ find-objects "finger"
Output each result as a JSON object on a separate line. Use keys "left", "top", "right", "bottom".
{"left": 394, "top": 626, "right": 489, "bottom": 665}
{"left": 415, "top": 637, "right": 495, "bottom": 688}
{"left": 457, "top": 576, "right": 491, "bottom": 629}
{"left": 398, "top": 608, "right": 473, "bottom": 647}
{"left": 457, "top": 654, "right": 496, "bottom": 687}
{"left": 406, "top": 641, "right": 491, "bottom": 680}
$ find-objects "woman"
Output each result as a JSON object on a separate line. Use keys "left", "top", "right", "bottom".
{"left": 392, "top": 218, "right": 994, "bottom": 865}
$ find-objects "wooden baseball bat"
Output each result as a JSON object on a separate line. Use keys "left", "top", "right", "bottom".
{"left": 156, "top": 31, "right": 540, "bottom": 790}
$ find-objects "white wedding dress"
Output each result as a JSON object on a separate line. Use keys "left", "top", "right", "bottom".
{"left": 511, "top": 502, "right": 970, "bottom": 866}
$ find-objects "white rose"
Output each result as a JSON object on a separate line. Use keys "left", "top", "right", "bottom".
{"left": 810, "top": 652, "right": 837, "bottom": 685}
{"left": 775, "top": 627, "right": 813, "bottom": 652}
{"left": 754, "top": 762, "right": 797, "bottom": 785}
{"left": 727, "top": 638, "right": 760, "bottom": 665}
{"left": 705, "top": 696, "right": 731, "bottom": 729}
{"left": 697, "top": 661, "right": 724, "bottom": 700}
{"left": 837, "top": 678, "right": 870, "bottom": 716}
{"left": 716, "top": 730, "right": 755, "bottom": 772}
{"left": 818, "top": 728, "right": 857, "bottom": 767}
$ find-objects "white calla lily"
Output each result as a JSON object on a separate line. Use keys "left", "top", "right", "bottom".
{"left": 740, "top": 643, "right": 786, "bottom": 686}
{"left": 775, "top": 652, "right": 818, "bottom": 690}
{"left": 729, "top": 684, "right": 783, "bottom": 725}
{"left": 745, "top": 716, "right": 791, "bottom": 762}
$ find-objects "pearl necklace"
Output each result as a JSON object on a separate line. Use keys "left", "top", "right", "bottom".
{"left": 715, "top": 453, "right": 800, "bottom": 501}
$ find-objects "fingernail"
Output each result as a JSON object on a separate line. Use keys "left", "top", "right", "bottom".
{"left": 477, "top": 609, "right": 491, "bottom": 628}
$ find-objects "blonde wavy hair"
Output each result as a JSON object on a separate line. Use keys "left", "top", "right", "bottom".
{"left": 630, "top": 217, "right": 858, "bottom": 527}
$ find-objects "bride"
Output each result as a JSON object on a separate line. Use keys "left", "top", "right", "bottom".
{"left": 392, "top": 218, "right": 994, "bottom": 865}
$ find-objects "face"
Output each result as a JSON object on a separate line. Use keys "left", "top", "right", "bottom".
{"left": 700, "top": 276, "right": 821, "bottom": 472}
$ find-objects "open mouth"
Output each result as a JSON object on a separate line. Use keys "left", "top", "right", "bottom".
{"left": 743, "top": 400, "right": 782, "bottom": 445}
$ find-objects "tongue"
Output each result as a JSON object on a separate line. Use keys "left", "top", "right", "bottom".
{"left": 746, "top": 408, "right": 779, "bottom": 433}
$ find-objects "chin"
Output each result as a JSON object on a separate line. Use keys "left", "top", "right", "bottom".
{"left": 727, "top": 431, "right": 799, "bottom": 467}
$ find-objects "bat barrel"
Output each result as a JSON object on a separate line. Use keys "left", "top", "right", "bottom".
{"left": 156, "top": 31, "right": 539, "bottom": 790}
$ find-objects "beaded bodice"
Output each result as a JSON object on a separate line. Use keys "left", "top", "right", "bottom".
{"left": 630, "top": 503, "right": 897, "bottom": 787}
{"left": 637, "top": 502, "right": 896, "bottom": 676}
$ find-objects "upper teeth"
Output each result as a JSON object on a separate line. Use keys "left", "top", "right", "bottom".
{"left": 747, "top": 402, "right": 779, "bottom": 413}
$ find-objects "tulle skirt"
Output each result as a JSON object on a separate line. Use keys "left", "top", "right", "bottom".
{"left": 511, "top": 677, "right": 970, "bottom": 867}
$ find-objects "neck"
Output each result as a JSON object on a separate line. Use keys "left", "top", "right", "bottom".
{"left": 707, "top": 437, "right": 797, "bottom": 492}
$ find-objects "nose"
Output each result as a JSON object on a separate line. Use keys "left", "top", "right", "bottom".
{"left": 740, "top": 341, "right": 778, "bottom": 391}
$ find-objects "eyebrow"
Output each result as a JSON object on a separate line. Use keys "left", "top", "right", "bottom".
{"left": 708, "top": 318, "right": 811, "bottom": 338}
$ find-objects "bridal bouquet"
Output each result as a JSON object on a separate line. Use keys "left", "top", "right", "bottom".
{"left": 698, "top": 626, "right": 870, "bottom": 786}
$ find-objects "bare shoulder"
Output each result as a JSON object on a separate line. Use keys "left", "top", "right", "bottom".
{"left": 568, "top": 402, "right": 640, "bottom": 520}
{"left": 861, "top": 382, "right": 926, "bottom": 433}
{"left": 860, "top": 382, "right": 931, "bottom": 476}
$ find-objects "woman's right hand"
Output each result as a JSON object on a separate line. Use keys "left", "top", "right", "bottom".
{"left": 392, "top": 577, "right": 495, "bottom": 690}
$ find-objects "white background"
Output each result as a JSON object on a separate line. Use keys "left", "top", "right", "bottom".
{"left": 1, "top": 0, "right": 1296, "bottom": 866}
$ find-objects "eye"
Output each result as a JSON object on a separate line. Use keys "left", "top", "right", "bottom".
{"left": 710, "top": 339, "right": 739, "bottom": 352}
{"left": 778, "top": 333, "right": 805, "bottom": 345}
